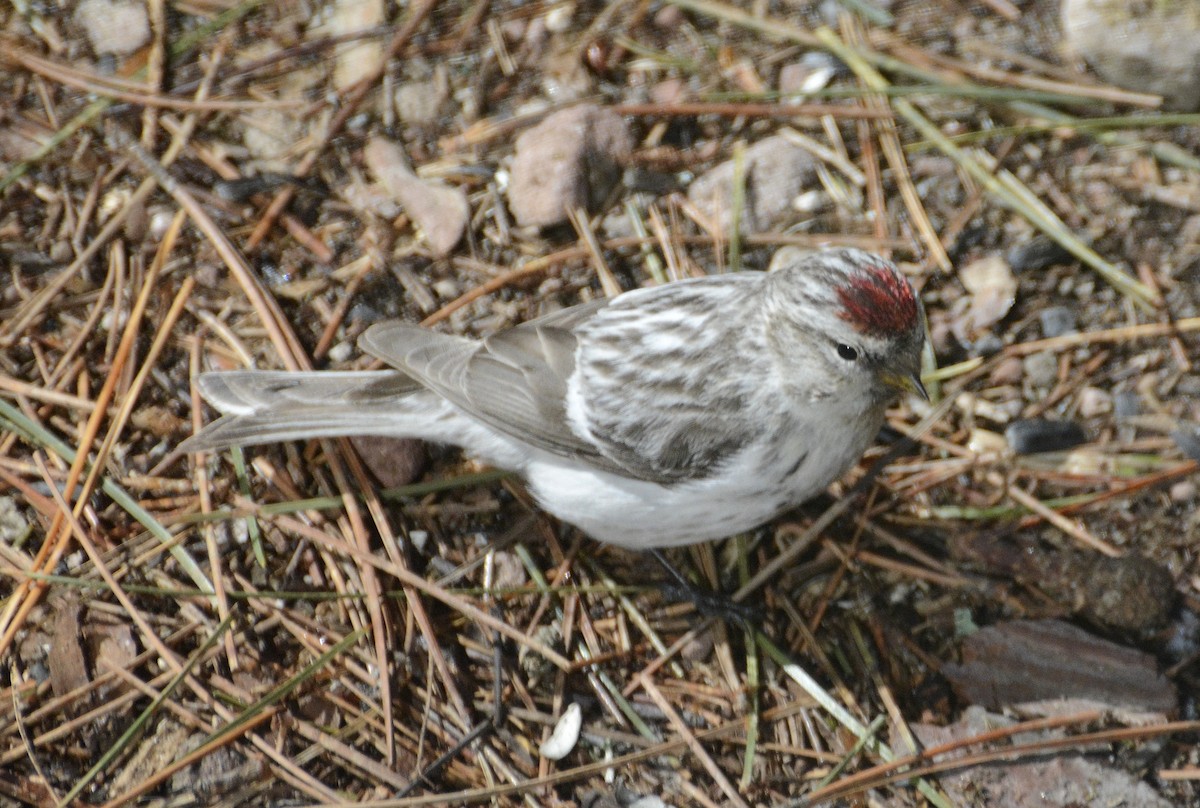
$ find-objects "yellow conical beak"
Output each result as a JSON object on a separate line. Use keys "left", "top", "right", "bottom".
{"left": 882, "top": 370, "right": 928, "bottom": 401}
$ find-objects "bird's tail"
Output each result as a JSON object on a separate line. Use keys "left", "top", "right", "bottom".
{"left": 180, "top": 370, "right": 427, "bottom": 452}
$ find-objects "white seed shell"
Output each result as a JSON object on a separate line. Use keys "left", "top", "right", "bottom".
{"left": 539, "top": 703, "right": 582, "bottom": 761}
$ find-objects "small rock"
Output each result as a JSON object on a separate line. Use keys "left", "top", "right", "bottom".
{"left": 653, "top": 4, "right": 684, "bottom": 29}
{"left": 649, "top": 77, "right": 689, "bottom": 106}
{"left": 0, "top": 497, "right": 29, "bottom": 544}
{"left": 490, "top": 550, "right": 528, "bottom": 591}
{"left": 622, "top": 167, "right": 680, "bottom": 196}
{"left": 793, "top": 189, "right": 828, "bottom": 213}
{"left": 1164, "top": 611, "right": 1200, "bottom": 663}
{"left": 1170, "top": 480, "right": 1196, "bottom": 502}
{"left": 131, "top": 405, "right": 181, "bottom": 438}
{"left": 778, "top": 52, "right": 841, "bottom": 96}
{"left": 988, "top": 356, "right": 1023, "bottom": 386}
{"left": 48, "top": 240, "right": 73, "bottom": 263}
{"left": 1063, "top": 0, "right": 1200, "bottom": 111}
{"left": 1022, "top": 350, "right": 1058, "bottom": 389}
{"left": 1172, "top": 423, "right": 1200, "bottom": 463}
{"left": 1038, "top": 305, "right": 1077, "bottom": 339}
{"left": 330, "top": 0, "right": 385, "bottom": 90}
{"left": 394, "top": 69, "right": 449, "bottom": 127}
{"left": 349, "top": 436, "right": 426, "bottom": 488}
{"left": 1075, "top": 554, "right": 1176, "bottom": 633}
{"left": 942, "top": 619, "right": 1177, "bottom": 712}
{"left": 967, "top": 428, "right": 1006, "bottom": 455}
{"left": 507, "top": 105, "right": 633, "bottom": 228}
{"left": 326, "top": 341, "right": 354, "bottom": 363}
{"left": 1113, "top": 390, "right": 1140, "bottom": 419}
{"left": 544, "top": 3, "right": 573, "bottom": 32}
{"left": 1178, "top": 375, "right": 1200, "bottom": 397}
{"left": 969, "top": 333, "right": 1004, "bottom": 357}
{"left": 241, "top": 109, "right": 304, "bottom": 170}
{"left": 1005, "top": 418, "right": 1087, "bottom": 454}
{"left": 958, "top": 254, "right": 1017, "bottom": 335}
{"left": 363, "top": 136, "right": 469, "bottom": 256}
{"left": 912, "top": 705, "right": 1174, "bottom": 808}
{"left": 629, "top": 797, "right": 672, "bottom": 808}
{"left": 681, "top": 629, "right": 715, "bottom": 661}
{"left": 1078, "top": 386, "right": 1112, "bottom": 418}
{"left": 687, "top": 135, "right": 817, "bottom": 235}
{"left": 1006, "top": 236, "right": 1073, "bottom": 273}
{"left": 75, "top": 0, "right": 150, "bottom": 56}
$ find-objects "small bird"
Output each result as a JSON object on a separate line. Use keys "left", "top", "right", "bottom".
{"left": 183, "top": 248, "right": 925, "bottom": 548}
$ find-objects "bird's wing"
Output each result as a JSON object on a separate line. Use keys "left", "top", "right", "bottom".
{"left": 568, "top": 275, "right": 768, "bottom": 483}
{"left": 364, "top": 279, "right": 766, "bottom": 486}
{"left": 359, "top": 301, "right": 621, "bottom": 469}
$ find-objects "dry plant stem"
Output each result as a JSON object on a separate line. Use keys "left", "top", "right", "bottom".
{"left": 101, "top": 711, "right": 275, "bottom": 808}
{"left": 314, "top": 257, "right": 374, "bottom": 360}
{"left": 82, "top": 274, "right": 196, "bottom": 524}
{"left": 115, "top": 131, "right": 311, "bottom": 370}
{"left": 1005, "top": 315, "right": 1200, "bottom": 355}
{"left": 328, "top": 451, "right": 412, "bottom": 760}
{"left": 100, "top": 631, "right": 364, "bottom": 807}
{"left": 876, "top": 31, "right": 1163, "bottom": 108}
{"left": 1006, "top": 486, "right": 1119, "bottom": 556}
{"left": 0, "top": 377, "right": 96, "bottom": 411}
{"left": 3, "top": 46, "right": 301, "bottom": 110}
{"left": 613, "top": 101, "right": 891, "bottom": 119}
{"left": 32, "top": 454, "right": 293, "bottom": 805}
{"left": 977, "top": 0, "right": 1020, "bottom": 21}
{"left": 1030, "top": 461, "right": 1198, "bottom": 523}
{"left": 246, "top": 0, "right": 436, "bottom": 250}
{"left": 0, "top": 217, "right": 180, "bottom": 655}
{"left": 844, "top": 17, "right": 950, "bottom": 272}
{"left": 264, "top": 511, "right": 572, "bottom": 670}
{"left": 638, "top": 673, "right": 751, "bottom": 808}
{"left": 0, "top": 42, "right": 221, "bottom": 344}
{"left": 807, "top": 717, "right": 1200, "bottom": 805}
{"left": 854, "top": 550, "right": 971, "bottom": 589}
{"left": 667, "top": 0, "right": 819, "bottom": 47}
{"left": 190, "top": 339, "right": 239, "bottom": 669}
{"left": 756, "top": 632, "right": 953, "bottom": 808}
{"left": 568, "top": 206, "right": 622, "bottom": 297}
{"left": 814, "top": 26, "right": 1159, "bottom": 308}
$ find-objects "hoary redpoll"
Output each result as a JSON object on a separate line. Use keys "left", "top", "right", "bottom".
{"left": 184, "top": 248, "right": 925, "bottom": 548}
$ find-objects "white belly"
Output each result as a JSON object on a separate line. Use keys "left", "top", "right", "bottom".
{"left": 520, "top": 414, "right": 878, "bottom": 548}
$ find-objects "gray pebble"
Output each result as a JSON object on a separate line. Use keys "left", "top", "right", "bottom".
{"left": 1172, "top": 424, "right": 1200, "bottom": 463}
{"left": 1038, "top": 306, "right": 1077, "bottom": 339}
{"left": 1007, "top": 237, "right": 1073, "bottom": 273}
{"left": 1005, "top": 419, "right": 1088, "bottom": 454}
{"left": 971, "top": 333, "right": 1004, "bottom": 357}
{"left": 1022, "top": 351, "right": 1058, "bottom": 388}
{"left": 1113, "top": 391, "right": 1140, "bottom": 419}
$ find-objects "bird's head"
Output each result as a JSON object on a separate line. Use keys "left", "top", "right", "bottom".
{"left": 764, "top": 248, "right": 927, "bottom": 408}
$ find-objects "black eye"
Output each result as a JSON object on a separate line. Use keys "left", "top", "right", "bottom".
{"left": 836, "top": 343, "right": 859, "bottom": 362}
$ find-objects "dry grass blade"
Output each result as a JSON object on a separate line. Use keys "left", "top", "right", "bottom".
{"left": 814, "top": 26, "right": 1160, "bottom": 308}
{"left": 4, "top": 0, "right": 1196, "bottom": 802}
{"left": 843, "top": 17, "right": 950, "bottom": 272}
{"left": 803, "top": 717, "right": 1200, "bottom": 805}
{"left": 0, "top": 216, "right": 186, "bottom": 654}
{"left": 4, "top": 46, "right": 302, "bottom": 111}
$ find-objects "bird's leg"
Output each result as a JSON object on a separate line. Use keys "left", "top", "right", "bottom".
{"left": 651, "top": 548, "right": 763, "bottom": 629}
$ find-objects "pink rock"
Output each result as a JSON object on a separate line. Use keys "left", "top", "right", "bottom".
{"left": 507, "top": 105, "right": 634, "bottom": 228}
{"left": 687, "top": 135, "right": 817, "bottom": 235}
{"left": 363, "top": 137, "right": 468, "bottom": 257}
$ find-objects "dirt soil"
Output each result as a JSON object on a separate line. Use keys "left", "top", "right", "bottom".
{"left": 1, "top": 0, "right": 1199, "bottom": 806}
